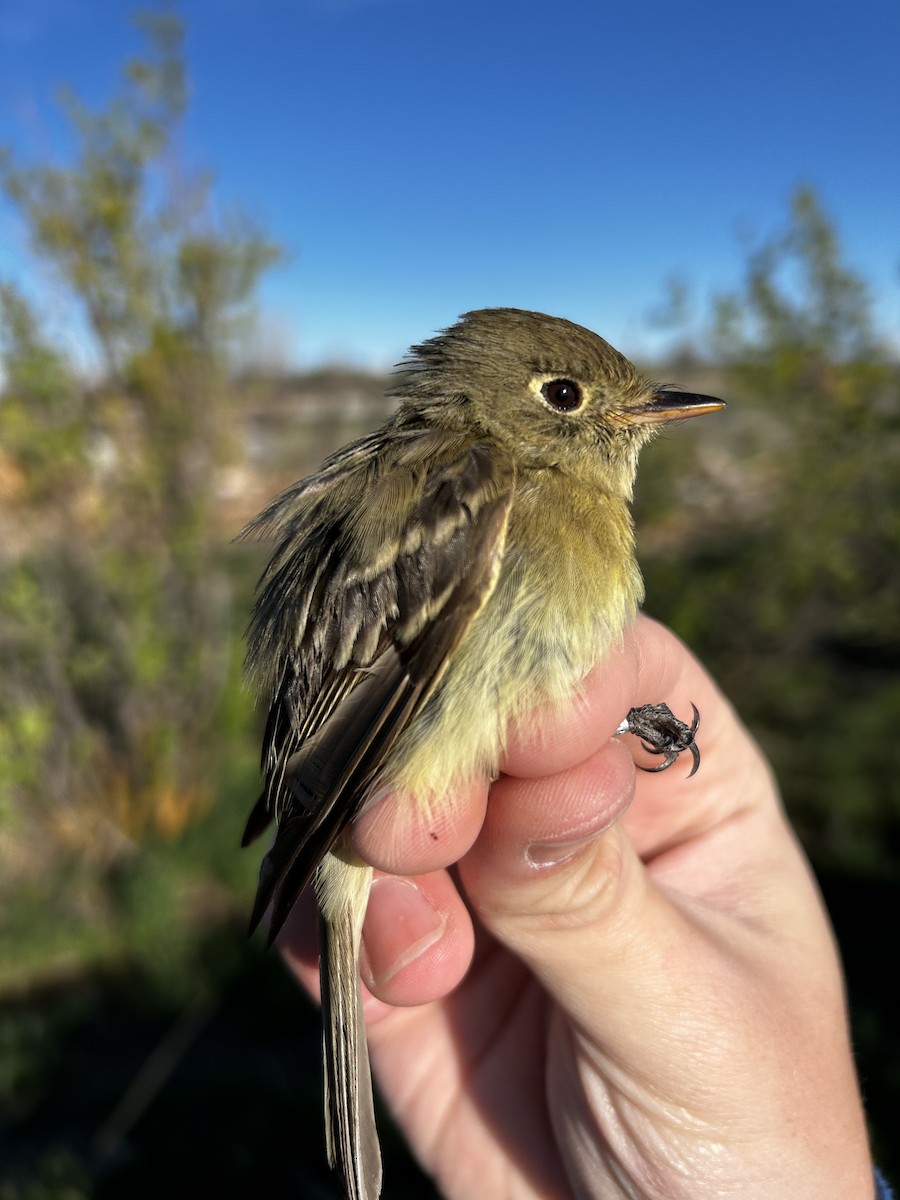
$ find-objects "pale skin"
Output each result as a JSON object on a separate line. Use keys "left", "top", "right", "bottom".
{"left": 281, "top": 615, "right": 875, "bottom": 1200}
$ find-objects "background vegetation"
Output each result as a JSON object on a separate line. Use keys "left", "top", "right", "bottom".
{"left": 1, "top": 14, "right": 897, "bottom": 1197}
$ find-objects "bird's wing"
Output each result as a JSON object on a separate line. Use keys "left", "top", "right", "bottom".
{"left": 242, "top": 432, "right": 514, "bottom": 941}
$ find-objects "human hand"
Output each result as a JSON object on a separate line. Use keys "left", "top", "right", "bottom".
{"left": 281, "top": 615, "right": 874, "bottom": 1200}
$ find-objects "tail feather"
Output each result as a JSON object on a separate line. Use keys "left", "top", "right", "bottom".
{"left": 316, "top": 851, "right": 382, "bottom": 1200}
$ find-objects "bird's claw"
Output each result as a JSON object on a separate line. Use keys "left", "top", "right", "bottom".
{"left": 617, "top": 702, "right": 701, "bottom": 777}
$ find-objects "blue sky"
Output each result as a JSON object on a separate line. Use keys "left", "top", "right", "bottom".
{"left": 1, "top": 0, "right": 898, "bottom": 368}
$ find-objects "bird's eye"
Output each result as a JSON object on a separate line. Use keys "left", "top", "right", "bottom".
{"left": 541, "top": 378, "right": 582, "bottom": 412}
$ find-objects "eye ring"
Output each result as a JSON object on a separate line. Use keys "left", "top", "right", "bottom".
{"left": 541, "top": 378, "right": 582, "bottom": 412}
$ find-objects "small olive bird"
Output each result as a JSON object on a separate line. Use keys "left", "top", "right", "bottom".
{"left": 241, "top": 308, "right": 725, "bottom": 1200}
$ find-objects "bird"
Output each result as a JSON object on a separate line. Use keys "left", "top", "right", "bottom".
{"left": 241, "top": 307, "right": 725, "bottom": 1199}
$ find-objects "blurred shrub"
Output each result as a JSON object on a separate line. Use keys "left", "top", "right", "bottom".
{"left": 0, "top": 13, "right": 279, "bottom": 876}
{"left": 636, "top": 187, "right": 900, "bottom": 872}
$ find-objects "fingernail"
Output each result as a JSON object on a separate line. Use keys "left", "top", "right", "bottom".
{"left": 363, "top": 877, "right": 446, "bottom": 987}
{"left": 526, "top": 833, "right": 599, "bottom": 869}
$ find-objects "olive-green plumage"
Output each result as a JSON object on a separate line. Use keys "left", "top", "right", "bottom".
{"left": 242, "top": 308, "right": 724, "bottom": 1200}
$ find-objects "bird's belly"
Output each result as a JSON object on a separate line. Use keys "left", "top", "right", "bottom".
{"left": 385, "top": 537, "right": 641, "bottom": 801}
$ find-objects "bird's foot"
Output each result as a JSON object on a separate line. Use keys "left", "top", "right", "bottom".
{"left": 616, "top": 702, "right": 701, "bottom": 777}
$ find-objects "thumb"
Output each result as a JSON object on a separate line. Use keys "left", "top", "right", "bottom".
{"left": 456, "top": 736, "right": 735, "bottom": 1069}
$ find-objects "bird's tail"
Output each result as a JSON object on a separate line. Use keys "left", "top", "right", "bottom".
{"left": 316, "top": 848, "right": 382, "bottom": 1200}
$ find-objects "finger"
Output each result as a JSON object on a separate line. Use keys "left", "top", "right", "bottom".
{"left": 457, "top": 748, "right": 805, "bottom": 1078}
{"left": 457, "top": 750, "right": 665, "bottom": 1047}
{"left": 505, "top": 615, "right": 776, "bottom": 862}
{"left": 360, "top": 868, "right": 475, "bottom": 1005}
{"left": 352, "top": 775, "right": 489, "bottom": 876}
{"left": 279, "top": 868, "right": 476, "bottom": 1014}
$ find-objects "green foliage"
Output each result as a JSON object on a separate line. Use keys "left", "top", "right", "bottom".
{"left": 638, "top": 187, "right": 900, "bottom": 870}
{"left": 0, "top": 12, "right": 279, "bottom": 858}
{"left": 0, "top": 1150, "right": 91, "bottom": 1200}
{"left": 0, "top": 285, "right": 84, "bottom": 500}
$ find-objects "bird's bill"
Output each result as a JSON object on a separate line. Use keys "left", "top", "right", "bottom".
{"left": 627, "top": 389, "right": 726, "bottom": 424}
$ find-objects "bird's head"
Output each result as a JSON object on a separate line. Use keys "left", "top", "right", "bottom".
{"left": 397, "top": 308, "right": 724, "bottom": 497}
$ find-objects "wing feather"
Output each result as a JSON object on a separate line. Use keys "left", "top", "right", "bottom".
{"left": 243, "top": 430, "right": 513, "bottom": 940}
